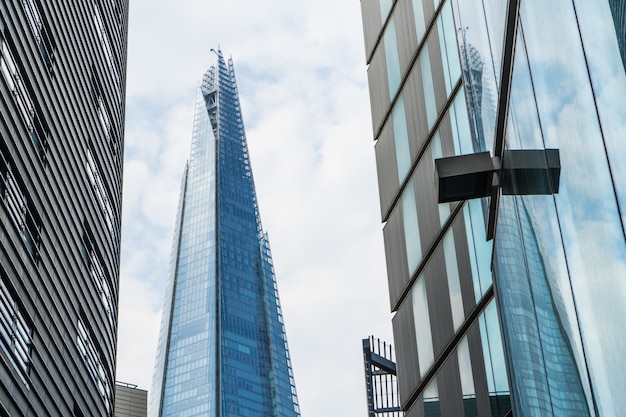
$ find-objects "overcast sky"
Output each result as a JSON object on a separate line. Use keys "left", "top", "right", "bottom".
{"left": 115, "top": 1, "right": 394, "bottom": 415}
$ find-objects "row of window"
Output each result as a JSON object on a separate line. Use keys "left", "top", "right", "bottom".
{"left": 76, "top": 318, "right": 113, "bottom": 413}
{"left": 92, "top": 2, "right": 122, "bottom": 103}
{"left": 86, "top": 148, "right": 115, "bottom": 234}
{"left": 0, "top": 273, "right": 32, "bottom": 389}
{"left": 22, "top": 0, "right": 55, "bottom": 71}
{"left": 0, "top": 39, "right": 48, "bottom": 161}
{"left": 82, "top": 233, "right": 115, "bottom": 327}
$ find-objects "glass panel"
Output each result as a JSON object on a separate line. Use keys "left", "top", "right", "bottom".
{"left": 412, "top": 275, "right": 434, "bottom": 378}
{"left": 420, "top": 44, "right": 438, "bottom": 130}
{"left": 380, "top": 0, "right": 393, "bottom": 21}
{"left": 463, "top": 199, "right": 491, "bottom": 301}
{"left": 491, "top": 0, "right": 626, "bottom": 414}
{"left": 423, "top": 378, "right": 441, "bottom": 417}
{"left": 402, "top": 181, "right": 422, "bottom": 274}
{"left": 443, "top": 232, "right": 464, "bottom": 331}
{"left": 384, "top": 17, "right": 402, "bottom": 99}
{"left": 393, "top": 94, "right": 411, "bottom": 183}
{"left": 449, "top": 90, "right": 475, "bottom": 155}
{"left": 437, "top": 1, "right": 462, "bottom": 96}
{"left": 452, "top": 0, "right": 506, "bottom": 155}
{"left": 479, "top": 300, "right": 510, "bottom": 417}
{"left": 457, "top": 337, "right": 478, "bottom": 417}
{"left": 574, "top": 0, "right": 626, "bottom": 236}
{"left": 412, "top": 0, "right": 427, "bottom": 46}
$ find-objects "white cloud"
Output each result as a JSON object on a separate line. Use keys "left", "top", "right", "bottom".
{"left": 117, "top": 0, "right": 394, "bottom": 416}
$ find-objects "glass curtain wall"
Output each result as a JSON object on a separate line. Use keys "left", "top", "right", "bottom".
{"left": 361, "top": 0, "right": 511, "bottom": 416}
{"left": 453, "top": 0, "right": 626, "bottom": 415}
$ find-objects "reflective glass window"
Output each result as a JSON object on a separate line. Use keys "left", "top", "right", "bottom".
{"left": 402, "top": 181, "right": 421, "bottom": 274}
{"left": 452, "top": 0, "right": 506, "bottom": 154}
{"left": 420, "top": 44, "right": 438, "bottom": 130}
{"left": 478, "top": 300, "right": 510, "bottom": 417}
{"left": 422, "top": 378, "right": 441, "bottom": 417}
{"left": 458, "top": 337, "right": 478, "bottom": 417}
{"left": 492, "top": 0, "right": 626, "bottom": 414}
{"left": 380, "top": 0, "right": 393, "bottom": 21}
{"left": 412, "top": 275, "right": 434, "bottom": 378}
{"left": 437, "top": 1, "right": 462, "bottom": 96}
{"left": 463, "top": 199, "right": 491, "bottom": 302}
{"left": 384, "top": 17, "right": 402, "bottom": 99}
{"left": 392, "top": 94, "right": 411, "bottom": 183}
{"left": 443, "top": 231, "right": 464, "bottom": 331}
{"left": 412, "top": 0, "right": 427, "bottom": 46}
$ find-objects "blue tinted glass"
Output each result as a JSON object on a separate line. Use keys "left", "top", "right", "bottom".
{"left": 151, "top": 53, "right": 299, "bottom": 417}
{"left": 494, "top": 0, "right": 626, "bottom": 414}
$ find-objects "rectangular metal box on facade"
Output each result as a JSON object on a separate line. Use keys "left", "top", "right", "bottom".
{"left": 0, "top": 1, "right": 128, "bottom": 416}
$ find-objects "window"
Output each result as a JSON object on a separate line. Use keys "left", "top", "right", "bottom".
{"left": 1, "top": 162, "right": 40, "bottom": 258}
{"left": 0, "top": 38, "right": 47, "bottom": 159}
{"left": 82, "top": 233, "right": 115, "bottom": 326}
{"left": 0, "top": 274, "right": 32, "bottom": 388}
{"left": 86, "top": 148, "right": 115, "bottom": 233}
{"left": 93, "top": 3, "right": 121, "bottom": 100}
{"left": 77, "top": 318, "right": 113, "bottom": 412}
{"left": 21, "top": 0, "right": 55, "bottom": 70}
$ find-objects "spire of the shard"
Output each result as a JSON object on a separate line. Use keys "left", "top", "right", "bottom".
{"left": 150, "top": 49, "right": 299, "bottom": 417}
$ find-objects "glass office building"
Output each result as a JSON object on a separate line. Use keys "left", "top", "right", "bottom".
{"left": 150, "top": 50, "right": 300, "bottom": 417}
{"left": 360, "top": 0, "right": 626, "bottom": 416}
{"left": 0, "top": 1, "right": 127, "bottom": 416}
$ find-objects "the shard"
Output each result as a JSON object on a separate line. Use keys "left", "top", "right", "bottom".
{"left": 150, "top": 49, "right": 300, "bottom": 417}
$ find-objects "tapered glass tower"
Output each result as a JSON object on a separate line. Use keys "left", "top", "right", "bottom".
{"left": 150, "top": 49, "right": 300, "bottom": 417}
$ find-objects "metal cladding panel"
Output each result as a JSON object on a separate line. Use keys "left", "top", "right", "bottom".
{"left": 466, "top": 324, "right": 496, "bottom": 417}
{"left": 396, "top": 0, "right": 418, "bottom": 76}
{"left": 452, "top": 218, "right": 478, "bottom": 316}
{"left": 392, "top": 296, "right": 419, "bottom": 407}
{"left": 360, "top": 0, "right": 384, "bottom": 64}
{"left": 426, "top": 32, "right": 447, "bottom": 123}
{"left": 0, "top": 0, "right": 128, "bottom": 416}
{"left": 436, "top": 355, "right": 465, "bottom": 417}
{"left": 423, "top": 249, "right": 453, "bottom": 356}
{"left": 413, "top": 152, "right": 440, "bottom": 252}
{"left": 403, "top": 67, "right": 429, "bottom": 167}
{"left": 115, "top": 385, "right": 148, "bottom": 417}
{"left": 404, "top": 401, "right": 426, "bottom": 417}
{"left": 383, "top": 212, "right": 409, "bottom": 308}
{"left": 374, "top": 121, "right": 399, "bottom": 219}
{"left": 367, "top": 47, "right": 391, "bottom": 136}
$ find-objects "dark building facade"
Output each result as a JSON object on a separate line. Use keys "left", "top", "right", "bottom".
{"left": 360, "top": 0, "right": 626, "bottom": 416}
{"left": 0, "top": 1, "right": 127, "bottom": 416}
{"left": 115, "top": 383, "right": 148, "bottom": 417}
{"left": 150, "top": 50, "right": 300, "bottom": 417}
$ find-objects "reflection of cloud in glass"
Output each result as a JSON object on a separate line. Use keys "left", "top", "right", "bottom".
{"left": 512, "top": 0, "right": 626, "bottom": 414}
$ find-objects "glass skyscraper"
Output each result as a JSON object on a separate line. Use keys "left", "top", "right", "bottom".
{"left": 360, "top": 0, "right": 626, "bottom": 416}
{"left": 150, "top": 49, "right": 300, "bottom": 417}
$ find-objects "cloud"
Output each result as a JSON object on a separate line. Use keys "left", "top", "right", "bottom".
{"left": 117, "top": 0, "right": 394, "bottom": 416}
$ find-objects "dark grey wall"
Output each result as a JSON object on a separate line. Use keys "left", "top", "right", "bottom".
{"left": 0, "top": 1, "right": 127, "bottom": 416}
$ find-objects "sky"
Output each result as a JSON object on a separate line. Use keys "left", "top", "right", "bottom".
{"left": 115, "top": 1, "right": 395, "bottom": 416}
